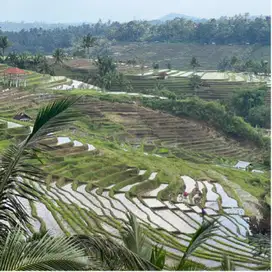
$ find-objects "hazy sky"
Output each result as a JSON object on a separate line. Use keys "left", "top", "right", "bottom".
{"left": 1, "top": 0, "right": 271, "bottom": 23}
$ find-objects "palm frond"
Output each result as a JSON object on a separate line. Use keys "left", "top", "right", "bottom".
{"left": 220, "top": 255, "right": 235, "bottom": 271}
{"left": 0, "top": 228, "right": 87, "bottom": 271}
{"left": 0, "top": 97, "right": 80, "bottom": 233}
{"left": 25, "top": 96, "right": 80, "bottom": 146}
{"left": 74, "top": 234, "right": 157, "bottom": 270}
{"left": 150, "top": 245, "right": 166, "bottom": 269}
{"left": 176, "top": 218, "right": 218, "bottom": 270}
{"left": 120, "top": 212, "right": 152, "bottom": 260}
{"left": 248, "top": 233, "right": 271, "bottom": 259}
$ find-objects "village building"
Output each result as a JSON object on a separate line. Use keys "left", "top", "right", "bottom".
{"left": 234, "top": 161, "right": 252, "bottom": 171}
{"left": 157, "top": 71, "right": 169, "bottom": 79}
{"left": 13, "top": 112, "right": 32, "bottom": 122}
{"left": 3, "top": 67, "right": 28, "bottom": 87}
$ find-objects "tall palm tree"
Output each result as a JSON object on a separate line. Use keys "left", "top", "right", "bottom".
{"left": 38, "top": 57, "right": 54, "bottom": 76}
{"left": 30, "top": 53, "right": 44, "bottom": 67}
{"left": 53, "top": 48, "right": 66, "bottom": 65}
{"left": 0, "top": 36, "right": 10, "bottom": 56}
{"left": 16, "top": 52, "right": 29, "bottom": 69}
{"left": 82, "top": 34, "right": 97, "bottom": 59}
{"left": 5, "top": 52, "right": 18, "bottom": 67}
{"left": 190, "top": 56, "right": 200, "bottom": 72}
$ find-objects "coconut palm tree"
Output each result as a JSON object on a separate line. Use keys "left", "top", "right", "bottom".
{"left": 190, "top": 57, "right": 200, "bottom": 72}
{"left": 82, "top": 34, "right": 97, "bottom": 59}
{"left": 0, "top": 36, "right": 11, "bottom": 56}
{"left": 37, "top": 57, "right": 54, "bottom": 76}
{"left": 30, "top": 53, "right": 44, "bottom": 67}
{"left": 53, "top": 48, "right": 66, "bottom": 65}
{"left": 95, "top": 55, "right": 117, "bottom": 77}
{"left": 5, "top": 52, "right": 19, "bottom": 67}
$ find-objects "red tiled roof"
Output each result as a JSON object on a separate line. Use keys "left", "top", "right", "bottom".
{"left": 4, "top": 67, "right": 27, "bottom": 74}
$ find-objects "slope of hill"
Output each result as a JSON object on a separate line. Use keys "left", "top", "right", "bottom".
{"left": 0, "top": 89, "right": 269, "bottom": 269}
{"left": 0, "top": 66, "right": 270, "bottom": 269}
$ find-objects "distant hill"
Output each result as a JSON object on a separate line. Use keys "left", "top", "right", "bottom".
{"left": 152, "top": 13, "right": 268, "bottom": 24}
{"left": 155, "top": 13, "right": 207, "bottom": 23}
{"left": 0, "top": 21, "right": 83, "bottom": 32}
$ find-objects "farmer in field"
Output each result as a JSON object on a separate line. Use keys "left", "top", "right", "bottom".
{"left": 201, "top": 207, "right": 206, "bottom": 217}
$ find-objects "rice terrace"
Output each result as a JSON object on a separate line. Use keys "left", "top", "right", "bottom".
{"left": 0, "top": 1, "right": 271, "bottom": 271}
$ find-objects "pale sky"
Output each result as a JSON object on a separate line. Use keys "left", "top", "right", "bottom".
{"left": 1, "top": 0, "right": 271, "bottom": 23}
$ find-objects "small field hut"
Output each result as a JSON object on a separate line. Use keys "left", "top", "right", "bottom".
{"left": 157, "top": 71, "right": 169, "bottom": 79}
{"left": 3, "top": 67, "right": 27, "bottom": 87}
{"left": 234, "top": 161, "right": 252, "bottom": 171}
{"left": 13, "top": 112, "right": 32, "bottom": 122}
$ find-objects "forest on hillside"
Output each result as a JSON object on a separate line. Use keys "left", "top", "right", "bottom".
{"left": 0, "top": 14, "right": 270, "bottom": 53}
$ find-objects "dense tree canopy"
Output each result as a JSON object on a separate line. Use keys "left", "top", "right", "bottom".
{"left": 0, "top": 14, "right": 270, "bottom": 53}
{"left": 228, "top": 88, "right": 270, "bottom": 128}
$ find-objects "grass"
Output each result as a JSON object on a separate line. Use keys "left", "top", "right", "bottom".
{"left": 158, "top": 178, "right": 184, "bottom": 201}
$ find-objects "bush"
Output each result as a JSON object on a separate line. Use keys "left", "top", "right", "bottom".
{"left": 229, "top": 88, "right": 269, "bottom": 128}
{"left": 189, "top": 75, "right": 202, "bottom": 90}
{"left": 153, "top": 63, "right": 159, "bottom": 69}
{"left": 141, "top": 96, "right": 269, "bottom": 148}
{"left": 248, "top": 105, "right": 270, "bottom": 128}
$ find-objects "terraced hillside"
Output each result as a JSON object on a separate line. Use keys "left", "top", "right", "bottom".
{"left": 108, "top": 43, "right": 271, "bottom": 70}
{"left": 77, "top": 97, "right": 264, "bottom": 162}
{"left": 0, "top": 87, "right": 264, "bottom": 163}
{"left": 59, "top": 59, "right": 270, "bottom": 104}
{"left": 0, "top": 117, "right": 269, "bottom": 270}
{"left": 109, "top": 71, "right": 270, "bottom": 104}
{"left": 0, "top": 76, "right": 270, "bottom": 270}
{"left": 0, "top": 63, "right": 101, "bottom": 91}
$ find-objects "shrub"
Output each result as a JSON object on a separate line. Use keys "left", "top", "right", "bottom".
{"left": 141, "top": 97, "right": 269, "bottom": 148}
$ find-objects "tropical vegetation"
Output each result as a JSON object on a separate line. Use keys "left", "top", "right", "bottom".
{"left": 0, "top": 14, "right": 270, "bottom": 53}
